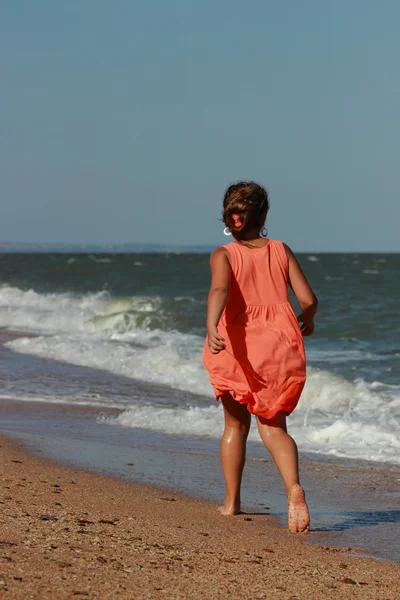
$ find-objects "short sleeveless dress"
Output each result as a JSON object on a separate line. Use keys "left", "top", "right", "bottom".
{"left": 203, "top": 240, "right": 306, "bottom": 420}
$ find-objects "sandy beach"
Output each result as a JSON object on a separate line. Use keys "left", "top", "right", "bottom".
{"left": 1, "top": 435, "right": 399, "bottom": 600}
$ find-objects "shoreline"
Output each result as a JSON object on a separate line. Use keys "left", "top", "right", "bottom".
{"left": 1, "top": 434, "right": 400, "bottom": 600}
{"left": 1, "top": 396, "right": 400, "bottom": 566}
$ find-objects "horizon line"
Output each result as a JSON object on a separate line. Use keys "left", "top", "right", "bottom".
{"left": 0, "top": 242, "right": 398, "bottom": 254}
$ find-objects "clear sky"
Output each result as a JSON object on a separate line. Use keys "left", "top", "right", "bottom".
{"left": 1, "top": 1, "right": 399, "bottom": 251}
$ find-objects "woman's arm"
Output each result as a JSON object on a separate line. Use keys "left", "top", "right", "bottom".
{"left": 284, "top": 244, "right": 318, "bottom": 336}
{"left": 206, "top": 247, "right": 231, "bottom": 353}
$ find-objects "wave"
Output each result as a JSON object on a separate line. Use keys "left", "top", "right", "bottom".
{"left": 98, "top": 396, "right": 400, "bottom": 465}
{"left": 6, "top": 323, "right": 399, "bottom": 403}
{"left": 5, "top": 329, "right": 209, "bottom": 395}
{"left": 6, "top": 324, "right": 400, "bottom": 465}
{"left": 0, "top": 285, "right": 169, "bottom": 335}
{"left": 0, "top": 285, "right": 107, "bottom": 334}
{"left": 0, "top": 284, "right": 205, "bottom": 336}
{"left": 2, "top": 284, "right": 400, "bottom": 465}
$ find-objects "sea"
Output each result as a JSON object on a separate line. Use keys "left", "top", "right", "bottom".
{"left": 0, "top": 249, "right": 398, "bottom": 467}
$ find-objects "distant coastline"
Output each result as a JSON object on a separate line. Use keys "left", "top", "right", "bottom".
{"left": 0, "top": 242, "right": 215, "bottom": 254}
{"left": 0, "top": 243, "right": 398, "bottom": 254}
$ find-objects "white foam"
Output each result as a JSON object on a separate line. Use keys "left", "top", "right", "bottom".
{"left": 3, "top": 285, "right": 400, "bottom": 465}
{"left": 307, "top": 256, "right": 319, "bottom": 262}
{"left": 0, "top": 285, "right": 107, "bottom": 334}
{"left": 99, "top": 396, "right": 400, "bottom": 465}
{"left": 0, "top": 393, "right": 127, "bottom": 409}
{"left": 0, "top": 285, "right": 162, "bottom": 337}
{"left": 291, "top": 419, "right": 400, "bottom": 464}
{"left": 99, "top": 405, "right": 224, "bottom": 437}
{"left": 324, "top": 276, "right": 344, "bottom": 281}
{"left": 6, "top": 330, "right": 211, "bottom": 396}
{"left": 89, "top": 256, "right": 113, "bottom": 263}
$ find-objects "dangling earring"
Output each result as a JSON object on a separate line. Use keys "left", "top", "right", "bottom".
{"left": 261, "top": 227, "right": 268, "bottom": 237}
{"left": 223, "top": 227, "right": 231, "bottom": 236}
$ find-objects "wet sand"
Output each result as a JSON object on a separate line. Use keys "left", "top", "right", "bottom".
{"left": 1, "top": 435, "right": 400, "bottom": 600}
{"left": 1, "top": 396, "right": 400, "bottom": 564}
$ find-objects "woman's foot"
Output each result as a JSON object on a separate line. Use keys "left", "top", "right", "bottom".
{"left": 287, "top": 484, "right": 310, "bottom": 533}
{"left": 217, "top": 501, "right": 241, "bottom": 516}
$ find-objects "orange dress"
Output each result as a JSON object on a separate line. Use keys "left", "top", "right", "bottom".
{"left": 203, "top": 240, "right": 306, "bottom": 419}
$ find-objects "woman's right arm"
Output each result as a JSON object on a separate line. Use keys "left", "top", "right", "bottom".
{"left": 284, "top": 244, "right": 318, "bottom": 336}
{"left": 206, "top": 247, "right": 231, "bottom": 353}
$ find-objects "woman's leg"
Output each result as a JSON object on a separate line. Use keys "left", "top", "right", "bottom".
{"left": 219, "top": 393, "right": 251, "bottom": 515}
{"left": 256, "top": 411, "right": 310, "bottom": 533}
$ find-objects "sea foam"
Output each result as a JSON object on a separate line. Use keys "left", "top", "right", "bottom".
{"left": 2, "top": 284, "right": 400, "bottom": 465}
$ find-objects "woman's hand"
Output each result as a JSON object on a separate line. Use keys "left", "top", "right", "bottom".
{"left": 207, "top": 327, "right": 226, "bottom": 354}
{"left": 297, "top": 314, "right": 315, "bottom": 336}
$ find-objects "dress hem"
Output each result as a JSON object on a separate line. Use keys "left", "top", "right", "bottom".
{"left": 212, "top": 383, "right": 303, "bottom": 421}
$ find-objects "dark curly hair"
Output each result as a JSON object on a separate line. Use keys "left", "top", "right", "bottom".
{"left": 222, "top": 181, "right": 270, "bottom": 239}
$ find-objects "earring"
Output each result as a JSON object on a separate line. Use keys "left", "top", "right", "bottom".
{"left": 261, "top": 227, "right": 268, "bottom": 237}
{"left": 223, "top": 227, "right": 232, "bottom": 236}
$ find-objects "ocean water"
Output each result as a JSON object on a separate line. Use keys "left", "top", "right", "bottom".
{"left": 0, "top": 251, "right": 399, "bottom": 466}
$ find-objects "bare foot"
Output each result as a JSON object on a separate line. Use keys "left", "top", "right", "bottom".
{"left": 217, "top": 502, "right": 241, "bottom": 516}
{"left": 287, "top": 484, "right": 310, "bottom": 533}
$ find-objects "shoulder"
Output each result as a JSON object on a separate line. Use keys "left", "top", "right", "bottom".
{"left": 211, "top": 245, "right": 230, "bottom": 256}
{"left": 210, "top": 246, "right": 231, "bottom": 266}
{"left": 210, "top": 245, "right": 230, "bottom": 259}
{"left": 209, "top": 246, "right": 232, "bottom": 277}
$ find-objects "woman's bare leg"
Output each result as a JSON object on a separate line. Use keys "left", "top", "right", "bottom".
{"left": 218, "top": 393, "right": 251, "bottom": 515}
{"left": 256, "top": 411, "right": 310, "bottom": 533}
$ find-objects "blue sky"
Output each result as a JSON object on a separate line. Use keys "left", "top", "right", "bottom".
{"left": 1, "top": 1, "right": 399, "bottom": 251}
